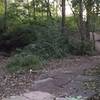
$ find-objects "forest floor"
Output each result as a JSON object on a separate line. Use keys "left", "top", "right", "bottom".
{"left": 0, "top": 55, "right": 100, "bottom": 99}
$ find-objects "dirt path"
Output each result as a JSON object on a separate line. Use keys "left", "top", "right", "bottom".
{"left": 0, "top": 56, "right": 100, "bottom": 99}
{"left": 34, "top": 56, "right": 100, "bottom": 97}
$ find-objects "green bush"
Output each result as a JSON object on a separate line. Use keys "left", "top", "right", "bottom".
{"left": 66, "top": 16, "right": 77, "bottom": 32}
{"left": 7, "top": 52, "right": 41, "bottom": 72}
{"left": 68, "top": 38, "right": 93, "bottom": 55}
{"left": 23, "top": 29, "right": 69, "bottom": 59}
{"left": 0, "top": 24, "right": 37, "bottom": 51}
{"left": 6, "top": 17, "right": 93, "bottom": 73}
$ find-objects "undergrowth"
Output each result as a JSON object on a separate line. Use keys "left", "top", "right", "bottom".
{"left": 7, "top": 52, "right": 42, "bottom": 73}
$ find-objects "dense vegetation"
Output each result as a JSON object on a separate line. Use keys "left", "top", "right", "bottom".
{"left": 0, "top": 0, "right": 100, "bottom": 72}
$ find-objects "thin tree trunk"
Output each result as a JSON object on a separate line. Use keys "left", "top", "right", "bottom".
{"left": 47, "top": 0, "right": 49, "bottom": 17}
{"left": 45, "top": 0, "right": 51, "bottom": 18}
{"left": 92, "top": 8, "right": 96, "bottom": 50}
{"left": 27, "top": 0, "right": 30, "bottom": 17}
{"left": 55, "top": 0, "right": 58, "bottom": 17}
{"left": 96, "top": 3, "right": 99, "bottom": 16}
{"left": 85, "top": 0, "right": 95, "bottom": 40}
{"left": 4, "top": 0, "right": 7, "bottom": 32}
{"left": 33, "top": 0, "right": 36, "bottom": 19}
{"left": 79, "top": 0, "right": 84, "bottom": 55}
{"left": 41, "top": 1, "right": 44, "bottom": 18}
{"left": 79, "top": 0, "right": 84, "bottom": 41}
{"left": 86, "top": 11, "right": 90, "bottom": 40}
{"left": 61, "top": 0, "right": 66, "bottom": 33}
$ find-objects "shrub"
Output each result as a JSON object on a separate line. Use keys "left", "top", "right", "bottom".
{"left": 66, "top": 16, "right": 77, "bottom": 32}
{"left": 23, "top": 29, "right": 69, "bottom": 59}
{"left": 68, "top": 38, "right": 93, "bottom": 55}
{"left": 0, "top": 24, "right": 37, "bottom": 51}
{"left": 7, "top": 52, "right": 41, "bottom": 72}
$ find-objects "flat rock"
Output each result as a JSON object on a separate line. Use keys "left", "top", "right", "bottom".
{"left": 56, "top": 98, "right": 66, "bottom": 100}
{"left": 32, "top": 78, "right": 61, "bottom": 95}
{"left": 2, "top": 91, "right": 55, "bottom": 100}
{"left": 23, "top": 91, "right": 55, "bottom": 100}
{"left": 2, "top": 96, "right": 28, "bottom": 100}
{"left": 37, "top": 73, "right": 49, "bottom": 80}
{"left": 34, "top": 78, "right": 53, "bottom": 84}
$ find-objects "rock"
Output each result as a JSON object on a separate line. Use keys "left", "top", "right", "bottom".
{"left": 32, "top": 78, "right": 60, "bottom": 95}
{"left": 56, "top": 98, "right": 66, "bottom": 100}
{"left": 37, "top": 73, "right": 49, "bottom": 80}
{"left": 2, "top": 96, "right": 28, "bottom": 100}
{"left": 2, "top": 91, "right": 55, "bottom": 100}
{"left": 23, "top": 91, "right": 55, "bottom": 100}
{"left": 34, "top": 78, "right": 53, "bottom": 84}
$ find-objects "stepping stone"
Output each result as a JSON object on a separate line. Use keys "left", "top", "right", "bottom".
{"left": 2, "top": 91, "right": 55, "bottom": 100}
{"left": 32, "top": 73, "right": 75, "bottom": 96}
{"left": 2, "top": 96, "right": 28, "bottom": 100}
{"left": 34, "top": 78, "right": 53, "bottom": 84}
{"left": 56, "top": 98, "right": 66, "bottom": 100}
{"left": 52, "top": 73, "right": 75, "bottom": 87}
{"left": 23, "top": 91, "right": 55, "bottom": 100}
{"left": 32, "top": 78, "right": 59, "bottom": 94}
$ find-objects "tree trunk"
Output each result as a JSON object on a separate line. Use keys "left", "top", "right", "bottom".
{"left": 79, "top": 0, "right": 84, "bottom": 41}
{"left": 27, "top": 0, "right": 30, "bottom": 17}
{"left": 96, "top": 3, "right": 99, "bottom": 16}
{"left": 79, "top": 0, "right": 84, "bottom": 55}
{"left": 85, "top": 11, "right": 90, "bottom": 40}
{"left": 45, "top": 0, "right": 51, "bottom": 18}
{"left": 41, "top": 1, "right": 44, "bottom": 18}
{"left": 61, "top": 0, "right": 65, "bottom": 33}
{"left": 4, "top": 0, "right": 7, "bottom": 32}
{"left": 55, "top": 0, "right": 58, "bottom": 17}
{"left": 33, "top": 0, "right": 36, "bottom": 19}
{"left": 85, "top": 0, "right": 93, "bottom": 40}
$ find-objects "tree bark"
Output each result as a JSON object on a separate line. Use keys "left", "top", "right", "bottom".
{"left": 79, "top": 0, "right": 84, "bottom": 41}
{"left": 33, "top": 0, "right": 36, "bottom": 19}
{"left": 61, "top": 0, "right": 66, "bottom": 33}
{"left": 79, "top": 0, "right": 85, "bottom": 55}
{"left": 4, "top": 0, "right": 7, "bottom": 32}
{"left": 45, "top": 0, "right": 51, "bottom": 18}
{"left": 27, "top": 0, "right": 30, "bottom": 17}
{"left": 85, "top": 11, "right": 90, "bottom": 40}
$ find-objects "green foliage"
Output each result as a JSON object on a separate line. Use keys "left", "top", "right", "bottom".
{"left": 0, "top": 24, "right": 37, "bottom": 51}
{"left": 21, "top": 21, "right": 69, "bottom": 59}
{"left": 9, "top": 24, "right": 37, "bottom": 44}
{"left": 0, "top": 0, "right": 4, "bottom": 15}
{"left": 66, "top": 16, "right": 77, "bottom": 31}
{"left": 68, "top": 38, "right": 93, "bottom": 55}
{"left": 91, "top": 16, "right": 100, "bottom": 31}
{"left": 24, "top": 34, "right": 69, "bottom": 59}
{"left": 7, "top": 52, "right": 41, "bottom": 72}
{"left": 2, "top": 0, "right": 96, "bottom": 73}
{"left": 80, "top": 41, "right": 93, "bottom": 55}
